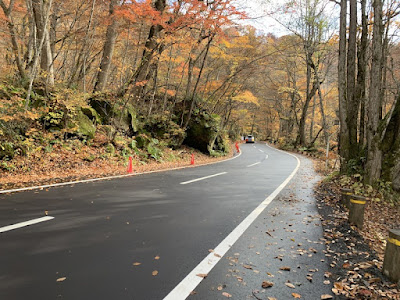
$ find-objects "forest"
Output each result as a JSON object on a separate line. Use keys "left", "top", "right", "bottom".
{"left": 0, "top": 0, "right": 399, "bottom": 193}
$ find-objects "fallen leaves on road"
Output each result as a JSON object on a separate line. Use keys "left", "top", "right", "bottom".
{"left": 222, "top": 292, "right": 232, "bottom": 298}
{"left": 133, "top": 262, "right": 141, "bottom": 266}
{"left": 261, "top": 281, "right": 274, "bottom": 288}
{"left": 154, "top": 256, "right": 160, "bottom": 260}
{"left": 320, "top": 294, "right": 333, "bottom": 299}
{"left": 279, "top": 266, "right": 291, "bottom": 271}
{"left": 196, "top": 273, "right": 207, "bottom": 278}
{"left": 152, "top": 270, "right": 158, "bottom": 276}
{"left": 285, "top": 282, "right": 295, "bottom": 289}
{"left": 56, "top": 277, "right": 66, "bottom": 282}
{"left": 243, "top": 264, "right": 253, "bottom": 270}
{"left": 292, "top": 292, "right": 301, "bottom": 298}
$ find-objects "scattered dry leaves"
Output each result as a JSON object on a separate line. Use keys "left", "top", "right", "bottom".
{"left": 261, "top": 281, "right": 274, "bottom": 288}
{"left": 222, "top": 292, "right": 232, "bottom": 298}
{"left": 56, "top": 277, "right": 66, "bottom": 282}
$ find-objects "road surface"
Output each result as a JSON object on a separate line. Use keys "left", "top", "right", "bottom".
{"left": 0, "top": 143, "right": 300, "bottom": 300}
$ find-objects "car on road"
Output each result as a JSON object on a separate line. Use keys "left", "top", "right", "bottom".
{"left": 245, "top": 135, "right": 255, "bottom": 143}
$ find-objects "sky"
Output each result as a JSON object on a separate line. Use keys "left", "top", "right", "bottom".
{"left": 233, "top": 0, "right": 339, "bottom": 38}
{"left": 233, "top": 0, "right": 292, "bottom": 36}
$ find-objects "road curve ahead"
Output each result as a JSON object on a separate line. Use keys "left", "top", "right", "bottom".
{"left": 0, "top": 143, "right": 299, "bottom": 300}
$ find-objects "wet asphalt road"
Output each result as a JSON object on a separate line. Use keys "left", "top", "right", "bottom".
{"left": 188, "top": 157, "right": 333, "bottom": 300}
{"left": 0, "top": 143, "right": 299, "bottom": 300}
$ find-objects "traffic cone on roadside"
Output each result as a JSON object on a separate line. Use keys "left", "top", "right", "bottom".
{"left": 235, "top": 142, "right": 240, "bottom": 153}
{"left": 190, "top": 154, "right": 195, "bottom": 165}
{"left": 127, "top": 156, "right": 133, "bottom": 174}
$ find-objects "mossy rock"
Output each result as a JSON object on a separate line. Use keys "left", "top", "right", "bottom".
{"left": 126, "top": 104, "right": 138, "bottom": 133}
{"left": 89, "top": 94, "right": 114, "bottom": 123}
{"left": 0, "top": 142, "right": 15, "bottom": 160}
{"left": 76, "top": 111, "right": 96, "bottom": 139}
{"left": 81, "top": 107, "right": 101, "bottom": 124}
{"left": 113, "top": 134, "right": 126, "bottom": 150}
{"left": 143, "top": 112, "right": 185, "bottom": 148}
{"left": 208, "top": 133, "right": 230, "bottom": 156}
{"left": 88, "top": 94, "right": 138, "bottom": 135}
{"left": 135, "top": 134, "right": 151, "bottom": 149}
{"left": 184, "top": 110, "right": 223, "bottom": 155}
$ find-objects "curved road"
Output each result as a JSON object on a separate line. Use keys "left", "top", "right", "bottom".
{"left": 0, "top": 143, "right": 298, "bottom": 300}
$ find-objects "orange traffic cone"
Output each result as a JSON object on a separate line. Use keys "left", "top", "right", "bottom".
{"left": 190, "top": 154, "right": 195, "bottom": 165}
{"left": 235, "top": 142, "right": 240, "bottom": 153}
{"left": 127, "top": 156, "right": 133, "bottom": 174}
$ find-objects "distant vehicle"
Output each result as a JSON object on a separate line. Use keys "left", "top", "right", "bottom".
{"left": 245, "top": 135, "right": 255, "bottom": 143}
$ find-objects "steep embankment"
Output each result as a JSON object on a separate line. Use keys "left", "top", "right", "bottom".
{"left": 0, "top": 84, "right": 233, "bottom": 190}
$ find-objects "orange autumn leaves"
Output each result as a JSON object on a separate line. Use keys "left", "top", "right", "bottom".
{"left": 133, "top": 255, "right": 160, "bottom": 277}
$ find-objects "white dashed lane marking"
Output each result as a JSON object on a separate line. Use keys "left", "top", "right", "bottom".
{"left": 0, "top": 216, "right": 54, "bottom": 233}
{"left": 247, "top": 162, "right": 261, "bottom": 167}
{"left": 180, "top": 172, "right": 228, "bottom": 185}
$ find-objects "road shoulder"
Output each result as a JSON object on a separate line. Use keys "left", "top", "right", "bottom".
{"left": 188, "top": 155, "right": 334, "bottom": 300}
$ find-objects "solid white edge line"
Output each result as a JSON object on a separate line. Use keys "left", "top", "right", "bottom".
{"left": 180, "top": 172, "right": 227, "bottom": 185}
{"left": 246, "top": 162, "right": 261, "bottom": 168}
{"left": 163, "top": 147, "right": 300, "bottom": 300}
{"left": 0, "top": 150, "right": 242, "bottom": 195}
{"left": 0, "top": 216, "right": 54, "bottom": 233}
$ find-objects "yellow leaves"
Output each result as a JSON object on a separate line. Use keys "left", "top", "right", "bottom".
{"left": 25, "top": 110, "right": 39, "bottom": 120}
{"left": 292, "top": 293, "right": 301, "bottom": 298}
{"left": 233, "top": 90, "right": 259, "bottom": 106}
{"left": 0, "top": 115, "right": 14, "bottom": 122}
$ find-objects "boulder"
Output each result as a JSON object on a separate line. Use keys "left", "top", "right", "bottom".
{"left": 184, "top": 110, "right": 228, "bottom": 156}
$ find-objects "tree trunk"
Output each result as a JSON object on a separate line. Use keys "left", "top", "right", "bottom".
{"left": 0, "top": 0, "right": 26, "bottom": 79}
{"left": 93, "top": 0, "right": 119, "bottom": 92}
{"left": 31, "top": 0, "right": 54, "bottom": 86}
{"left": 309, "top": 95, "right": 315, "bottom": 141}
{"left": 297, "top": 79, "right": 318, "bottom": 147}
{"left": 338, "top": 0, "right": 349, "bottom": 170}
{"left": 346, "top": 0, "right": 358, "bottom": 159}
{"left": 381, "top": 94, "right": 400, "bottom": 190}
{"left": 357, "top": 0, "right": 368, "bottom": 150}
{"left": 25, "top": 0, "right": 53, "bottom": 109}
{"left": 182, "top": 35, "right": 213, "bottom": 130}
{"left": 366, "top": 0, "right": 384, "bottom": 184}
{"left": 119, "top": 0, "right": 166, "bottom": 98}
